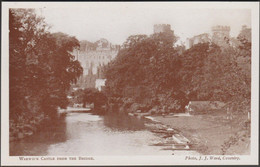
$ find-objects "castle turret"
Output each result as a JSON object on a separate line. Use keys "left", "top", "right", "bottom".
{"left": 153, "top": 24, "right": 174, "bottom": 35}
{"left": 211, "top": 25, "right": 230, "bottom": 47}
{"left": 239, "top": 25, "right": 251, "bottom": 42}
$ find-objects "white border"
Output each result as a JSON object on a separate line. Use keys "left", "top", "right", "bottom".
{"left": 1, "top": 2, "right": 259, "bottom": 166}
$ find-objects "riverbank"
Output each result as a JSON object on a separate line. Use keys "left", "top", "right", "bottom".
{"left": 9, "top": 113, "right": 46, "bottom": 142}
{"left": 10, "top": 107, "right": 91, "bottom": 142}
{"left": 151, "top": 110, "right": 250, "bottom": 155}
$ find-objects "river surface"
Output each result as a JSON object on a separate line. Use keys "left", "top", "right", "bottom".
{"left": 10, "top": 112, "right": 178, "bottom": 156}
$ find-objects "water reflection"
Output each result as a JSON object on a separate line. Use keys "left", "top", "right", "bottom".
{"left": 10, "top": 116, "right": 67, "bottom": 156}
{"left": 102, "top": 112, "right": 146, "bottom": 131}
{"left": 10, "top": 112, "right": 172, "bottom": 156}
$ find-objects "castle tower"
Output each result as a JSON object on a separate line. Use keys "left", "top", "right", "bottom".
{"left": 211, "top": 25, "right": 230, "bottom": 47}
{"left": 239, "top": 25, "right": 251, "bottom": 42}
{"left": 153, "top": 24, "right": 174, "bottom": 35}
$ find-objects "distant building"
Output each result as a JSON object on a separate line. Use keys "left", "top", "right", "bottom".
{"left": 154, "top": 24, "right": 174, "bottom": 35}
{"left": 72, "top": 38, "right": 120, "bottom": 89}
{"left": 228, "top": 25, "right": 251, "bottom": 48}
{"left": 185, "top": 33, "right": 210, "bottom": 49}
{"left": 211, "top": 25, "right": 230, "bottom": 47}
{"left": 238, "top": 25, "right": 251, "bottom": 42}
{"left": 185, "top": 25, "right": 232, "bottom": 49}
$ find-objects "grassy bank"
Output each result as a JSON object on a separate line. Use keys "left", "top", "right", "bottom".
{"left": 153, "top": 110, "right": 250, "bottom": 155}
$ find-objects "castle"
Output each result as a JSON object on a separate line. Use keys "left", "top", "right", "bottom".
{"left": 154, "top": 24, "right": 174, "bottom": 35}
{"left": 239, "top": 25, "right": 251, "bottom": 42}
{"left": 186, "top": 25, "right": 231, "bottom": 49}
{"left": 211, "top": 25, "right": 231, "bottom": 46}
{"left": 73, "top": 38, "right": 120, "bottom": 89}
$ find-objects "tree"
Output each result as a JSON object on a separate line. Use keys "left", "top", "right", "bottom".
{"left": 122, "top": 34, "right": 148, "bottom": 49}
{"left": 80, "top": 88, "right": 107, "bottom": 109}
{"left": 179, "top": 38, "right": 251, "bottom": 113}
{"left": 178, "top": 43, "right": 217, "bottom": 100}
{"left": 9, "top": 9, "right": 25, "bottom": 118}
{"left": 9, "top": 9, "right": 83, "bottom": 120}
{"left": 104, "top": 31, "right": 184, "bottom": 111}
{"left": 9, "top": 9, "right": 49, "bottom": 119}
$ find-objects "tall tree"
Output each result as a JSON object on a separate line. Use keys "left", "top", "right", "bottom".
{"left": 9, "top": 9, "right": 83, "bottom": 120}
{"left": 104, "top": 31, "right": 182, "bottom": 109}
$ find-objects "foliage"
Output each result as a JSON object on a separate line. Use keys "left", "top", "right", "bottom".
{"left": 179, "top": 43, "right": 222, "bottom": 100}
{"left": 104, "top": 28, "right": 251, "bottom": 114}
{"left": 179, "top": 38, "right": 250, "bottom": 113}
{"left": 122, "top": 34, "right": 148, "bottom": 49}
{"left": 72, "top": 88, "right": 107, "bottom": 108}
{"left": 9, "top": 9, "right": 83, "bottom": 120}
{"left": 104, "top": 32, "right": 185, "bottom": 111}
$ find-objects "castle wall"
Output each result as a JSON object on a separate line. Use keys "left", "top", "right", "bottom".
{"left": 77, "top": 50, "right": 118, "bottom": 76}
{"left": 185, "top": 25, "right": 233, "bottom": 49}
{"left": 73, "top": 39, "right": 119, "bottom": 89}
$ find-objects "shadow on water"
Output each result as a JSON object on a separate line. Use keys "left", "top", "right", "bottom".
{"left": 10, "top": 111, "right": 163, "bottom": 156}
{"left": 102, "top": 112, "right": 146, "bottom": 131}
{"left": 10, "top": 115, "right": 68, "bottom": 156}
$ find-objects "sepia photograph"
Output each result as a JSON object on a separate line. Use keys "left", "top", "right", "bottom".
{"left": 1, "top": 2, "right": 259, "bottom": 166}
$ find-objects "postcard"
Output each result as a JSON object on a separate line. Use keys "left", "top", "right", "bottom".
{"left": 1, "top": 2, "right": 259, "bottom": 166}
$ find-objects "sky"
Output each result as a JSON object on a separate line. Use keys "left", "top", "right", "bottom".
{"left": 39, "top": 3, "right": 251, "bottom": 45}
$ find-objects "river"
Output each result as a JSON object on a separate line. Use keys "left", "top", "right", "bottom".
{"left": 10, "top": 112, "right": 199, "bottom": 156}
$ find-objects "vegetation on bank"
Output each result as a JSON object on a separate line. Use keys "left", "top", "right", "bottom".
{"left": 103, "top": 25, "right": 251, "bottom": 117}
{"left": 70, "top": 88, "right": 107, "bottom": 110}
{"left": 9, "top": 9, "right": 83, "bottom": 140}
